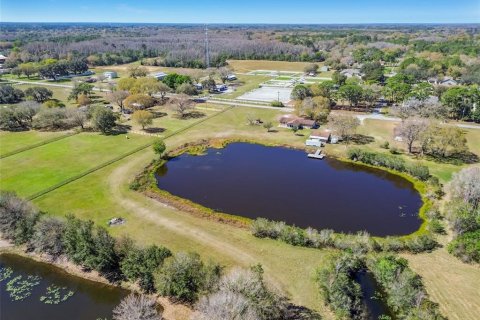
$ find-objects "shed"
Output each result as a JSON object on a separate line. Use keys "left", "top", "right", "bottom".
{"left": 309, "top": 130, "right": 332, "bottom": 142}
{"left": 103, "top": 71, "right": 118, "bottom": 79}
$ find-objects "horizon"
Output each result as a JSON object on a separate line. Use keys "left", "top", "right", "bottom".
{"left": 1, "top": 0, "right": 479, "bottom": 24}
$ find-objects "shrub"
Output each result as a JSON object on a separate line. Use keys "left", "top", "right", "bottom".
{"left": 404, "top": 234, "right": 438, "bottom": 253}
{"left": 447, "top": 230, "right": 480, "bottom": 263}
{"left": 270, "top": 101, "right": 284, "bottom": 108}
{"left": 380, "top": 141, "right": 390, "bottom": 149}
{"left": 348, "top": 148, "right": 430, "bottom": 180}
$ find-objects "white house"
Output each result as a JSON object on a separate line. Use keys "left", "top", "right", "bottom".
{"left": 340, "top": 68, "right": 363, "bottom": 78}
{"left": 103, "top": 71, "right": 118, "bottom": 80}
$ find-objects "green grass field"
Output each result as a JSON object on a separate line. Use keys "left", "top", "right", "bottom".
{"left": 0, "top": 133, "right": 153, "bottom": 198}
{"left": 0, "top": 131, "right": 67, "bottom": 156}
{"left": 1, "top": 105, "right": 479, "bottom": 320}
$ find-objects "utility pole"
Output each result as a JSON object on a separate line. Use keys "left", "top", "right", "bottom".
{"left": 204, "top": 25, "right": 210, "bottom": 69}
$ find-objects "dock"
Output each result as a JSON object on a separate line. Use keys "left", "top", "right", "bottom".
{"left": 307, "top": 148, "right": 325, "bottom": 159}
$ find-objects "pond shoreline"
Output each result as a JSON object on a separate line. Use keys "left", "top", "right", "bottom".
{"left": 0, "top": 246, "right": 192, "bottom": 320}
{"left": 142, "top": 138, "right": 429, "bottom": 239}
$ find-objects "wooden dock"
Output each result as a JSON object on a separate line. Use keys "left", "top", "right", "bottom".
{"left": 307, "top": 148, "right": 325, "bottom": 159}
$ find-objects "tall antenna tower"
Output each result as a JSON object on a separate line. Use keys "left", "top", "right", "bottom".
{"left": 204, "top": 24, "right": 210, "bottom": 69}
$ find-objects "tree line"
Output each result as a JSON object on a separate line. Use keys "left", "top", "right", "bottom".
{"left": 0, "top": 192, "right": 299, "bottom": 320}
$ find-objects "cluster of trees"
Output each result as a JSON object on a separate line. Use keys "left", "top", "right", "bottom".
{"left": 0, "top": 99, "right": 115, "bottom": 133}
{"left": 10, "top": 58, "right": 89, "bottom": 81}
{"left": 393, "top": 117, "right": 469, "bottom": 160}
{"left": 4, "top": 25, "right": 316, "bottom": 70}
{"left": 316, "top": 253, "right": 445, "bottom": 320}
{"left": 347, "top": 148, "right": 431, "bottom": 180}
{"left": 0, "top": 192, "right": 289, "bottom": 319}
{"left": 251, "top": 217, "right": 438, "bottom": 254}
{"left": 367, "top": 255, "right": 445, "bottom": 319}
{"left": 316, "top": 253, "right": 365, "bottom": 319}
{"left": 445, "top": 167, "right": 480, "bottom": 263}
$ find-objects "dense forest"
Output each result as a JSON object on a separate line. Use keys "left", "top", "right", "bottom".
{"left": 1, "top": 23, "right": 479, "bottom": 70}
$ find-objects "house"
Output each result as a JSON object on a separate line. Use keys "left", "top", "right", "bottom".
{"left": 103, "top": 71, "right": 118, "bottom": 80}
{"left": 279, "top": 114, "right": 318, "bottom": 130}
{"left": 428, "top": 77, "right": 458, "bottom": 87}
{"left": 152, "top": 72, "right": 167, "bottom": 81}
{"left": 320, "top": 66, "right": 330, "bottom": 72}
{"left": 340, "top": 69, "right": 363, "bottom": 78}
{"left": 0, "top": 54, "right": 6, "bottom": 64}
{"left": 309, "top": 130, "right": 332, "bottom": 143}
{"left": 226, "top": 74, "right": 237, "bottom": 81}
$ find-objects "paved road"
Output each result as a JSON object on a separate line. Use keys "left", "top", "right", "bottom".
{"left": 207, "top": 99, "right": 294, "bottom": 112}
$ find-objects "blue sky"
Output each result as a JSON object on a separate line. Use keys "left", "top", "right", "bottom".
{"left": 1, "top": 0, "right": 479, "bottom": 23}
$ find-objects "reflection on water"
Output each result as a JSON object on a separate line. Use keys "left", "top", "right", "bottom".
{"left": 156, "top": 143, "right": 422, "bottom": 236}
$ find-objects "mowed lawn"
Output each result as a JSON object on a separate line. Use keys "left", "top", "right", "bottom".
{"left": 0, "top": 133, "right": 153, "bottom": 198}
{"left": 0, "top": 130, "right": 68, "bottom": 156}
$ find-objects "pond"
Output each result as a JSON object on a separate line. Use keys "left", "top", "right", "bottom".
{"left": 355, "top": 271, "right": 393, "bottom": 319}
{"left": 156, "top": 143, "right": 423, "bottom": 236}
{"left": 0, "top": 253, "right": 129, "bottom": 320}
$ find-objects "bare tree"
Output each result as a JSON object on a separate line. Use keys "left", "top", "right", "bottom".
{"left": 157, "top": 82, "right": 171, "bottom": 102}
{"left": 218, "top": 67, "right": 231, "bottom": 84}
{"left": 67, "top": 108, "right": 87, "bottom": 129}
{"left": 194, "top": 290, "right": 258, "bottom": 320}
{"left": 107, "top": 90, "right": 130, "bottom": 113}
{"left": 172, "top": 94, "right": 194, "bottom": 118}
{"left": 263, "top": 121, "right": 273, "bottom": 132}
{"left": 327, "top": 114, "right": 360, "bottom": 145}
{"left": 397, "top": 118, "right": 428, "bottom": 153}
{"left": 113, "top": 294, "right": 161, "bottom": 320}
{"left": 448, "top": 167, "right": 480, "bottom": 208}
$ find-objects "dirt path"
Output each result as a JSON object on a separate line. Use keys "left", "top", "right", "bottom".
{"left": 107, "top": 151, "right": 258, "bottom": 266}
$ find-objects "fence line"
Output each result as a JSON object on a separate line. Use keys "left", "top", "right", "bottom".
{"left": 26, "top": 106, "right": 234, "bottom": 201}
{"left": 0, "top": 132, "right": 78, "bottom": 159}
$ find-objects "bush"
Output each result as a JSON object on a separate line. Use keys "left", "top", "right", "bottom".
{"left": 270, "top": 101, "right": 284, "bottom": 108}
{"left": 404, "top": 234, "right": 438, "bottom": 253}
{"left": 33, "top": 108, "right": 71, "bottom": 130}
{"left": 447, "top": 230, "right": 480, "bottom": 263}
{"left": 380, "top": 141, "right": 390, "bottom": 149}
{"left": 348, "top": 148, "right": 430, "bottom": 180}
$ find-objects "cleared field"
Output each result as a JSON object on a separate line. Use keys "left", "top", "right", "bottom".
{"left": 402, "top": 249, "right": 480, "bottom": 320}
{"left": 228, "top": 59, "right": 322, "bottom": 73}
{"left": 237, "top": 86, "right": 293, "bottom": 103}
{"left": 0, "top": 133, "right": 153, "bottom": 198}
{"left": 0, "top": 131, "right": 67, "bottom": 156}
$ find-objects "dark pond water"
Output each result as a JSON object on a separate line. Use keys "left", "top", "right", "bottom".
{"left": 0, "top": 254, "right": 129, "bottom": 320}
{"left": 355, "top": 271, "right": 393, "bottom": 320}
{"left": 155, "top": 143, "right": 423, "bottom": 236}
